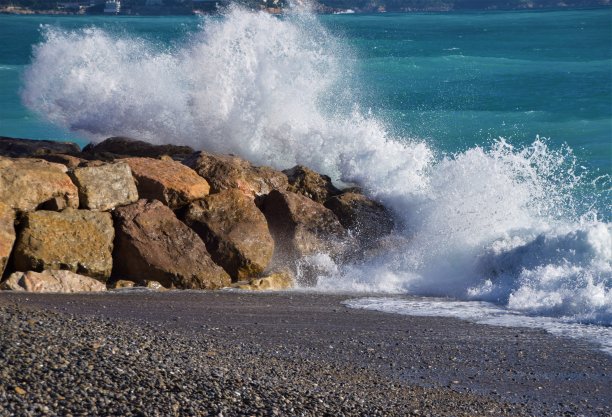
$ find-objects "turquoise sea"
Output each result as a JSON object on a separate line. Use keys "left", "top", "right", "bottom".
{"left": 1, "top": 9, "right": 610, "bottom": 176}
{"left": 0, "top": 8, "right": 611, "bottom": 349}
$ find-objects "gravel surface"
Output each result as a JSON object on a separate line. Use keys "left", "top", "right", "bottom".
{"left": 0, "top": 291, "right": 610, "bottom": 416}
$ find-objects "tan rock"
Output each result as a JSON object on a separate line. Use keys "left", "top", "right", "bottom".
{"left": 123, "top": 157, "right": 210, "bottom": 208}
{"left": 113, "top": 200, "right": 230, "bottom": 289}
{"left": 1, "top": 270, "right": 106, "bottom": 293}
{"left": 108, "top": 279, "right": 136, "bottom": 289}
{"left": 283, "top": 165, "right": 341, "bottom": 204}
{"left": 183, "top": 151, "right": 287, "bottom": 197}
{"left": 70, "top": 161, "right": 139, "bottom": 211}
{"left": 142, "top": 280, "right": 166, "bottom": 290}
{"left": 13, "top": 209, "right": 114, "bottom": 280}
{"left": 324, "top": 192, "right": 394, "bottom": 244}
{"left": 184, "top": 189, "right": 274, "bottom": 281}
{"left": 0, "top": 157, "right": 79, "bottom": 212}
{"left": 0, "top": 203, "right": 15, "bottom": 277}
{"left": 235, "top": 270, "right": 294, "bottom": 291}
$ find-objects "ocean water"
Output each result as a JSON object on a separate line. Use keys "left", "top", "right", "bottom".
{"left": 0, "top": 8, "right": 610, "bottom": 350}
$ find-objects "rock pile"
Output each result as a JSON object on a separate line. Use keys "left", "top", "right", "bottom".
{"left": 0, "top": 136, "right": 395, "bottom": 292}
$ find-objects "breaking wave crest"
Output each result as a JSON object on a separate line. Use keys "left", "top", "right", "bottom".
{"left": 22, "top": 7, "right": 611, "bottom": 326}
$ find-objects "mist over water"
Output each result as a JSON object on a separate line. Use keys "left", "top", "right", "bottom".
{"left": 21, "top": 7, "right": 611, "bottom": 329}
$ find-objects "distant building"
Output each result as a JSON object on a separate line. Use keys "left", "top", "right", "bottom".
{"left": 103, "top": 0, "right": 120, "bottom": 13}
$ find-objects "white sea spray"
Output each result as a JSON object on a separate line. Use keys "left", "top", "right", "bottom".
{"left": 22, "top": 7, "right": 611, "bottom": 331}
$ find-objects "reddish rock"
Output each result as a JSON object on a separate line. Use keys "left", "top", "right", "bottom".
{"left": 184, "top": 189, "right": 274, "bottom": 281}
{"left": 123, "top": 157, "right": 210, "bottom": 209}
{"left": 0, "top": 157, "right": 79, "bottom": 212}
{"left": 183, "top": 151, "right": 287, "bottom": 197}
{"left": 113, "top": 200, "right": 230, "bottom": 289}
{"left": 283, "top": 165, "right": 341, "bottom": 204}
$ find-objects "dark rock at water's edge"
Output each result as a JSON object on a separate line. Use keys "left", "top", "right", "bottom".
{"left": 261, "top": 189, "right": 353, "bottom": 284}
{"left": 325, "top": 191, "right": 395, "bottom": 246}
{"left": 0, "top": 135, "right": 395, "bottom": 292}
{"left": 82, "top": 136, "right": 194, "bottom": 161}
{"left": 0, "top": 136, "right": 80, "bottom": 158}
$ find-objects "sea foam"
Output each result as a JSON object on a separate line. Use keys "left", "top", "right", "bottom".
{"left": 22, "top": 7, "right": 611, "bottom": 328}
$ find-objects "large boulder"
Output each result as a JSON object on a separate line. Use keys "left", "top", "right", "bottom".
{"left": 1, "top": 270, "right": 106, "bottom": 293}
{"left": 261, "top": 190, "right": 349, "bottom": 277}
{"left": 184, "top": 189, "right": 274, "bottom": 281}
{"left": 123, "top": 157, "right": 210, "bottom": 209}
{"left": 283, "top": 165, "right": 341, "bottom": 204}
{"left": 12, "top": 209, "right": 114, "bottom": 281}
{"left": 0, "top": 157, "right": 79, "bottom": 212}
{"left": 0, "top": 136, "right": 80, "bottom": 158}
{"left": 113, "top": 200, "right": 230, "bottom": 289}
{"left": 0, "top": 203, "right": 15, "bottom": 277}
{"left": 82, "top": 136, "right": 194, "bottom": 161}
{"left": 324, "top": 192, "right": 394, "bottom": 244}
{"left": 183, "top": 151, "right": 288, "bottom": 197}
{"left": 69, "top": 161, "right": 139, "bottom": 211}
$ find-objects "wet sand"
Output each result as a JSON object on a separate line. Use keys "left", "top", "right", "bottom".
{"left": 0, "top": 291, "right": 610, "bottom": 416}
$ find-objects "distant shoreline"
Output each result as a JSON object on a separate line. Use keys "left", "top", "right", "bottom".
{"left": 1, "top": 4, "right": 610, "bottom": 16}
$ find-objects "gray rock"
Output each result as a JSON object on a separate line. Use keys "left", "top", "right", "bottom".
{"left": 69, "top": 161, "right": 139, "bottom": 211}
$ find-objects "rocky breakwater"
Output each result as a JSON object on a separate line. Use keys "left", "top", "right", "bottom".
{"left": 0, "top": 135, "right": 395, "bottom": 293}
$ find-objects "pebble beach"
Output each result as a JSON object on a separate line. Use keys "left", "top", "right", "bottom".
{"left": 1, "top": 291, "right": 610, "bottom": 416}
